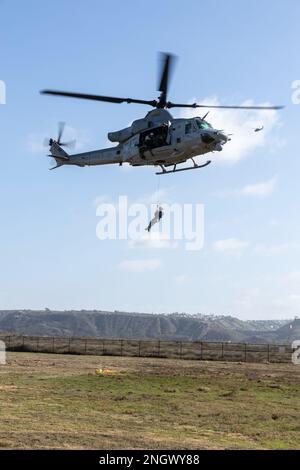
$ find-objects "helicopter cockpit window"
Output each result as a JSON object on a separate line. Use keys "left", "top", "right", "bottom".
{"left": 185, "top": 122, "right": 192, "bottom": 134}
{"left": 196, "top": 119, "right": 212, "bottom": 130}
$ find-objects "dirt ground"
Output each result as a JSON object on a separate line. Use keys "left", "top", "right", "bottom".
{"left": 0, "top": 352, "right": 299, "bottom": 449}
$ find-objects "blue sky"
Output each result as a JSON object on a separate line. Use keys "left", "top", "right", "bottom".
{"left": 0, "top": 0, "right": 299, "bottom": 319}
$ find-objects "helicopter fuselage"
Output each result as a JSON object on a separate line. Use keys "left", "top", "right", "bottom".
{"left": 49, "top": 110, "right": 229, "bottom": 173}
{"left": 43, "top": 52, "right": 282, "bottom": 173}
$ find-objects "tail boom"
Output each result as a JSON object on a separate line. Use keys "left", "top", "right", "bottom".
{"left": 48, "top": 140, "right": 123, "bottom": 169}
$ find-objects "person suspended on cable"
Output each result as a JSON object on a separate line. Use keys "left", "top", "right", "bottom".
{"left": 146, "top": 205, "right": 164, "bottom": 232}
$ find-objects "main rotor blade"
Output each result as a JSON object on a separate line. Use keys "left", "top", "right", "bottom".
{"left": 158, "top": 53, "right": 172, "bottom": 94}
{"left": 157, "top": 53, "right": 176, "bottom": 107}
{"left": 41, "top": 90, "right": 157, "bottom": 107}
{"left": 57, "top": 121, "right": 65, "bottom": 143}
{"left": 167, "top": 102, "right": 284, "bottom": 110}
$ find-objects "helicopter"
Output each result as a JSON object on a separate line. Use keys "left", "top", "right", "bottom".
{"left": 41, "top": 53, "right": 283, "bottom": 175}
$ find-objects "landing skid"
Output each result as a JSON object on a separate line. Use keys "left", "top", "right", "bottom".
{"left": 155, "top": 159, "right": 211, "bottom": 175}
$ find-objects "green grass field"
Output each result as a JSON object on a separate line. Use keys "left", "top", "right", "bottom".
{"left": 0, "top": 352, "right": 299, "bottom": 449}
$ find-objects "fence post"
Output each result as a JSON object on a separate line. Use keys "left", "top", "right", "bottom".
{"left": 157, "top": 341, "right": 160, "bottom": 357}
{"left": 84, "top": 339, "right": 87, "bottom": 354}
{"left": 138, "top": 341, "right": 141, "bottom": 357}
{"left": 179, "top": 342, "right": 182, "bottom": 359}
{"left": 267, "top": 344, "right": 270, "bottom": 362}
{"left": 68, "top": 337, "right": 71, "bottom": 354}
{"left": 120, "top": 339, "right": 123, "bottom": 356}
{"left": 22, "top": 335, "right": 25, "bottom": 350}
{"left": 102, "top": 339, "right": 105, "bottom": 355}
{"left": 244, "top": 343, "right": 247, "bottom": 362}
{"left": 221, "top": 342, "right": 224, "bottom": 360}
{"left": 52, "top": 337, "right": 55, "bottom": 353}
{"left": 200, "top": 341, "right": 203, "bottom": 360}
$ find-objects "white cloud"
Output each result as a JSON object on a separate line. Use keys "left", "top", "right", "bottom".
{"left": 233, "top": 291, "right": 298, "bottom": 320}
{"left": 128, "top": 232, "right": 178, "bottom": 250}
{"left": 287, "top": 271, "right": 300, "bottom": 282}
{"left": 215, "top": 176, "right": 277, "bottom": 198}
{"left": 288, "top": 294, "right": 300, "bottom": 303}
{"left": 174, "top": 274, "right": 189, "bottom": 285}
{"left": 212, "top": 238, "right": 249, "bottom": 255}
{"left": 269, "top": 218, "right": 280, "bottom": 226}
{"left": 118, "top": 258, "right": 162, "bottom": 273}
{"left": 94, "top": 195, "right": 109, "bottom": 206}
{"left": 239, "top": 176, "right": 277, "bottom": 197}
{"left": 181, "top": 96, "right": 282, "bottom": 163}
{"left": 94, "top": 195, "right": 130, "bottom": 217}
{"left": 234, "top": 288, "right": 260, "bottom": 308}
{"left": 94, "top": 189, "right": 171, "bottom": 214}
{"left": 266, "top": 271, "right": 300, "bottom": 287}
{"left": 27, "top": 133, "right": 46, "bottom": 154}
{"left": 253, "top": 242, "right": 300, "bottom": 256}
{"left": 138, "top": 188, "right": 171, "bottom": 205}
{"left": 212, "top": 241, "right": 300, "bottom": 257}
{"left": 272, "top": 294, "right": 300, "bottom": 312}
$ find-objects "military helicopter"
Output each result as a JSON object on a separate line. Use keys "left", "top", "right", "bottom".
{"left": 41, "top": 53, "right": 283, "bottom": 175}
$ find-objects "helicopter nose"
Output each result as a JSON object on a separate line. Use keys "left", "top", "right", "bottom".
{"left": 215, "top": 131, "right": 228, "bottom": 142}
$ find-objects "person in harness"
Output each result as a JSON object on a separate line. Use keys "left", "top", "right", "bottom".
{"left": 146, "top": 205, "right": 164, "bottom": 232}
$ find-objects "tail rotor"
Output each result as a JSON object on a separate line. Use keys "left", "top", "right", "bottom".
{"left": 44, "top": 122, "right": 73, "bottom": 170}
{"left": 45, "top": 122, "right": 76, "bottom": 149}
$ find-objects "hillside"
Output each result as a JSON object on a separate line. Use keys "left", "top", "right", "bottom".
{"left": 0, "top": 310, "right": 295, "bottom": 343}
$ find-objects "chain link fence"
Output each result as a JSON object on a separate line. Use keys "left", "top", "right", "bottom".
{"left": 0, "top": 334, "right": 293, "bottom": 363}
